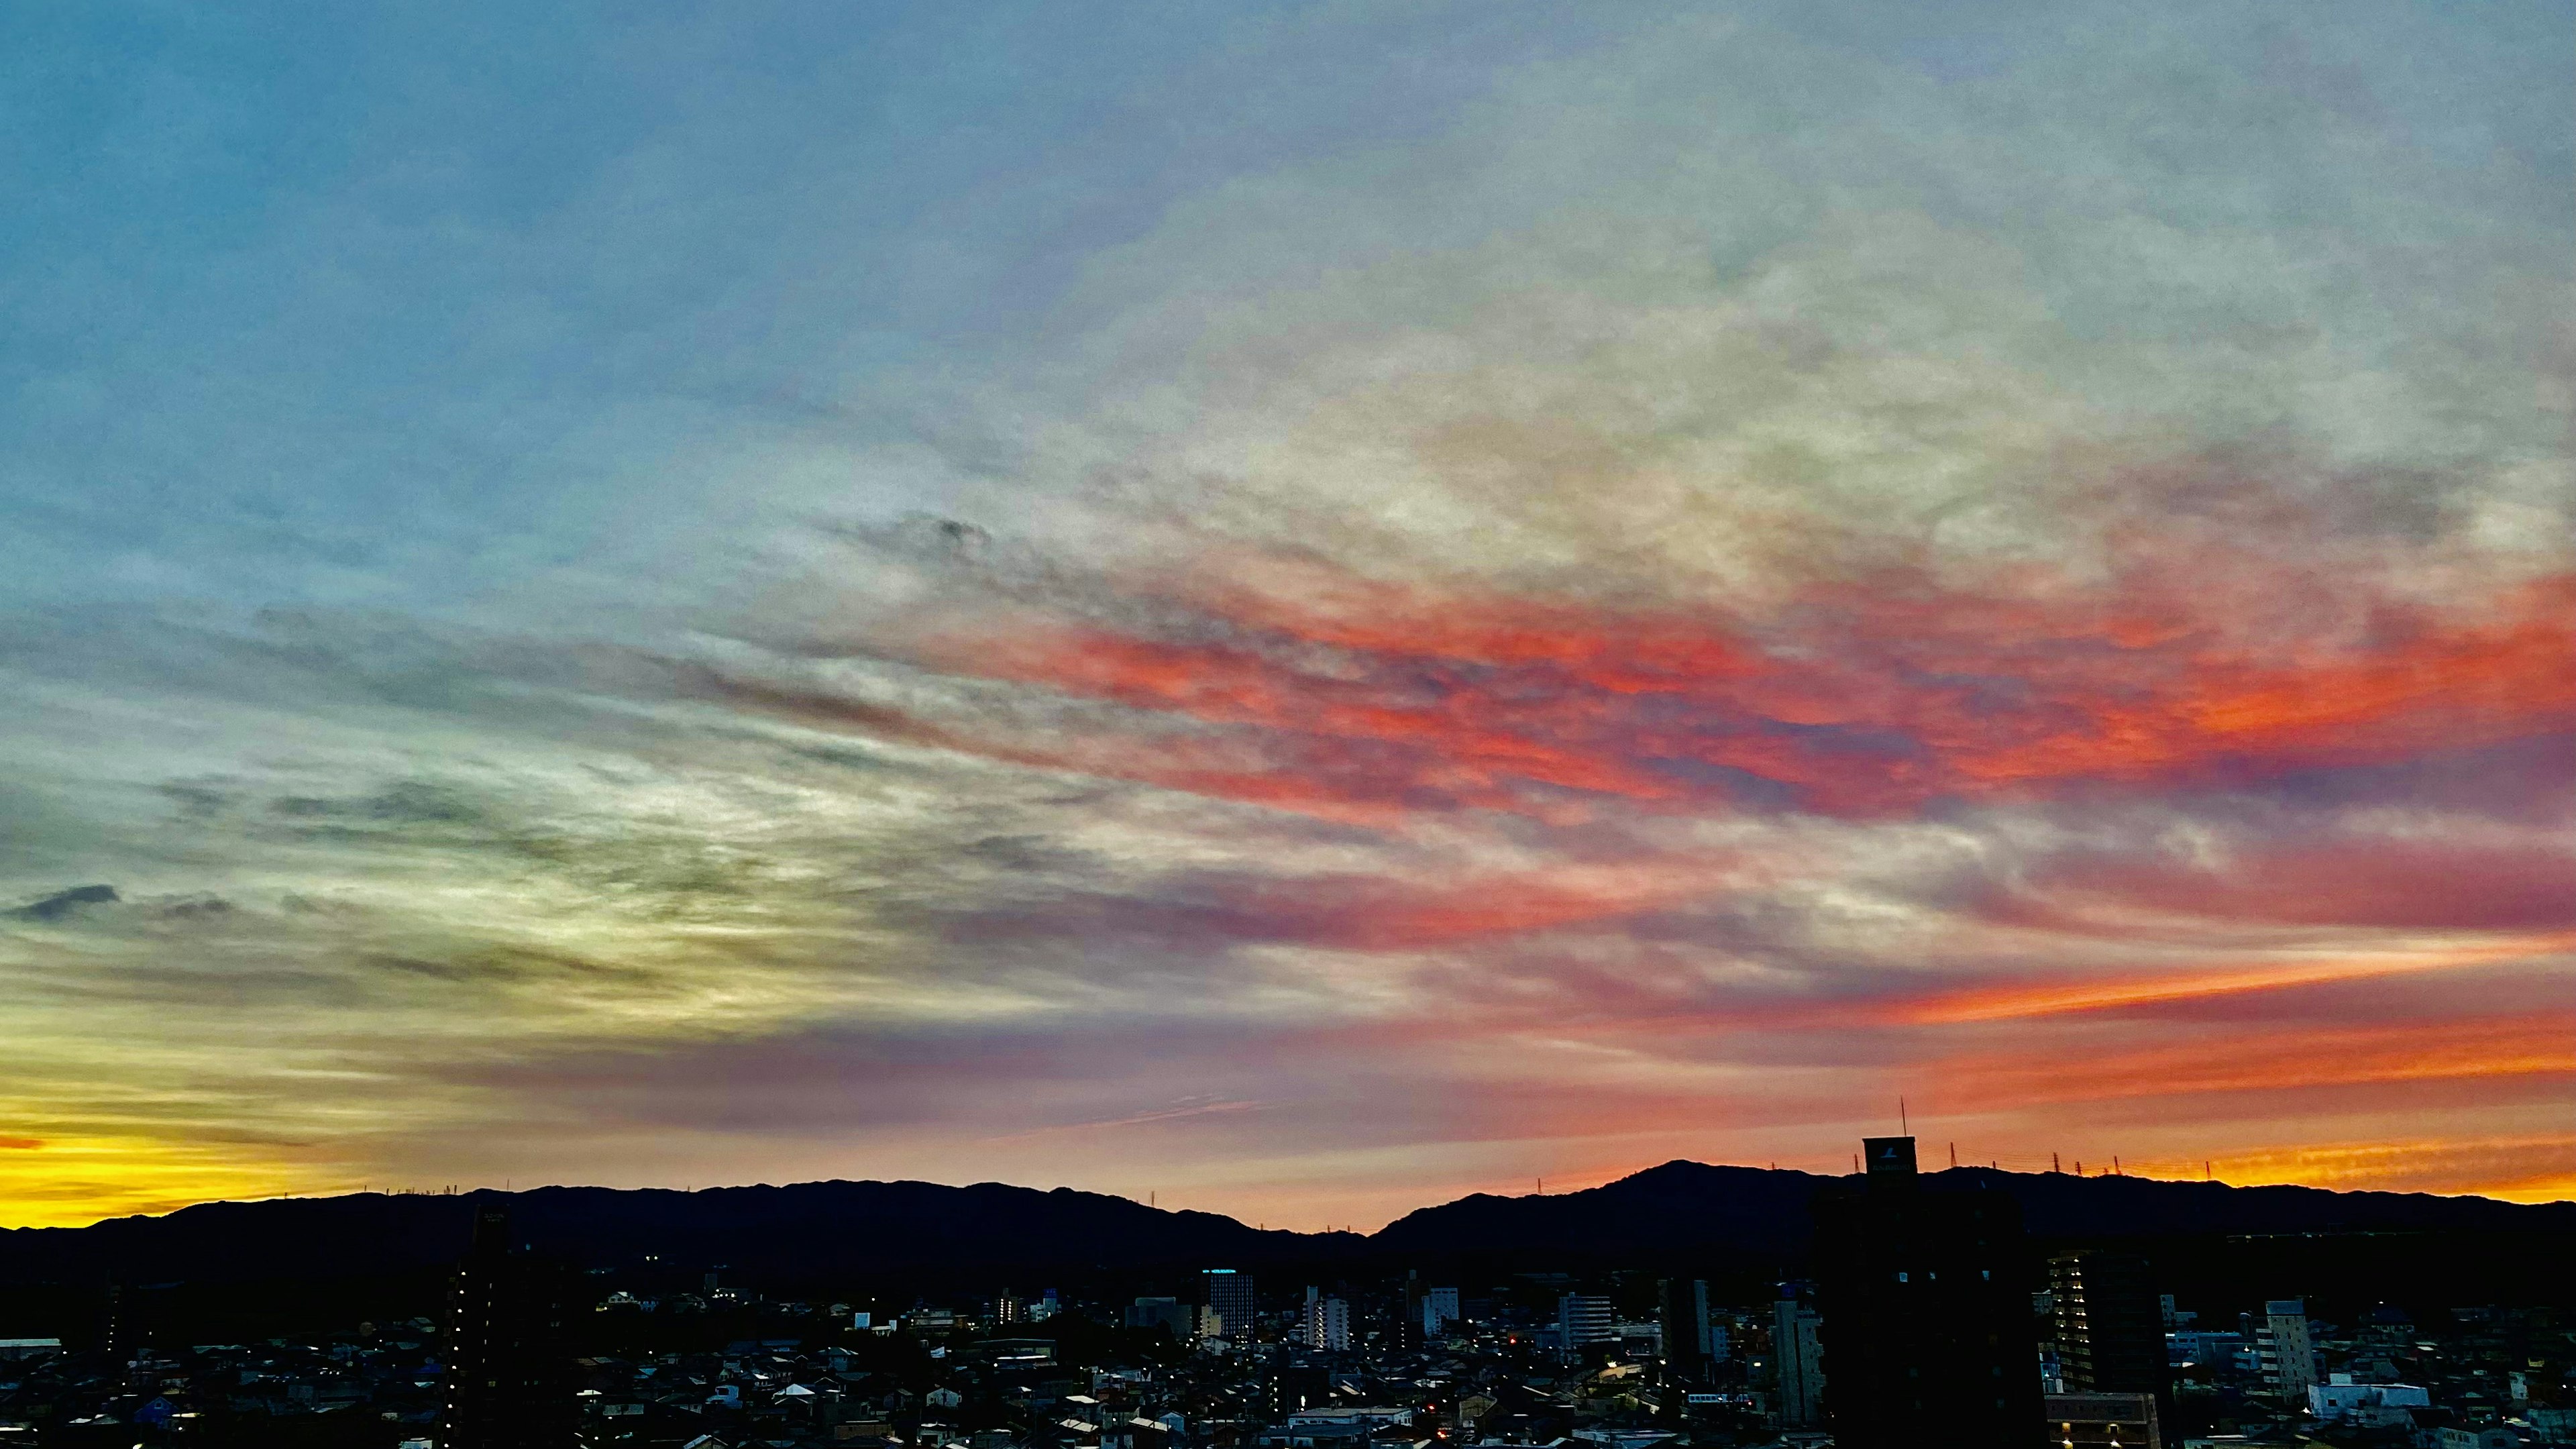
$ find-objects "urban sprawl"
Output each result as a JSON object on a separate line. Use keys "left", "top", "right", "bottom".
{"left": 2, "top": 1140, "right": 2569, "bottom": 1448}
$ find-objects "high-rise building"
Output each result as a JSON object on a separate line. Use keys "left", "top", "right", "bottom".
{"left": 1557, "top": 1294, "right": 1616, "bottom": 1360}
{"left": 1660, "top": 1279, "right": 1715, "bottom": 1379}
{"left": 443, "top": 1206, "right": 575, "bottom": 1449}
{"left": 1421, "top": 1285, "right": 1461, "bottom": 1337}
{"left": 1772, "top": 1289, "right": 1825, "bottom": 1428}
{"left": 1204, "top": 1269, "right": 1257, "bottom": 1341}
{"left": 1301, "top": 1287, "right": 1352, "bottom": 1352}
{"left": 2049, "top": 1248, "right": 2168, "bottom": 1411}
{"left": 1812, "top": 1136, "right": 2041, "bottom": 1448}
{"left": 101, "top": 1285, "right": 127, "bottom": 1365}
{"left": 2254, "top": 1300, "right": 2317, "bottom": 1399}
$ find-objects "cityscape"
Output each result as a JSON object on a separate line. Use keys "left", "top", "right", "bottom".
{"left": 3, "top": 1140, "right": 2572, "bottom": 1447}
{"left": 6, "top": 3, "right": 2573, "bottom": 1449}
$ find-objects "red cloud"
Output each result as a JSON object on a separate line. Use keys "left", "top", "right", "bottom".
{"left": 862, "top": 556, "right": 2574, "bottom": 824}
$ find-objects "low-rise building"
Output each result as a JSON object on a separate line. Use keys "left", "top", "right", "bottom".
{"left": 2044, "top": 1391, "right": 2160, "bottom": 1448}
{"left": 2306, "top": 1375, "right": 2428, "bottom": 1419}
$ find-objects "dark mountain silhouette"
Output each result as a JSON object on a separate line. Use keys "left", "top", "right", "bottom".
{"left": 1366, "top": 1159, "right": 2576, "bottom": 1259}
{"left": 0, "top": 1179, "right": 1354, "bottom": 1287}
{"left": 5, "top": 1160, "right": 2569, "bottom": 1287}
{"left": 1368, "top": 1161, "right": 1820, "bottom": 1258}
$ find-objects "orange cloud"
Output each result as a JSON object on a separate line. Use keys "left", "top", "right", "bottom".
{"left": 2198, "top": 1134, "right": 2576, "bottom": 1200}
{"left": 635, "top": 513, "right": 2576, "bottom": 1217}
{"left": 1925, "top": 1013, "right": 2576, "bottom": 1114}
{"left": 833, "top": 555, "right": 2576, "bottom": 825}
{"left": 1886, "top": 930, "right": 2576, "bottom": 1024}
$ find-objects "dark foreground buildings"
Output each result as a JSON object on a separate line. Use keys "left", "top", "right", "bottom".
{"left": 445, "top": 1205, "right": 577, "bottom": 1448}
{"left": 2043, "top": 1390, "right": 2163, "bottom": 1448}
{"left": 1813, "top": 1136, "right": 2042, "bottom": 1447}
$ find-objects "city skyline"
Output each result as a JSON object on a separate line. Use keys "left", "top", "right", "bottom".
{"left": 4, "top": 1, "right": 2573, "bottom": 1232}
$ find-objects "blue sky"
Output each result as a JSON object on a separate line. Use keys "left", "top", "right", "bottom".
{"left": 4, "top": 2, "right": 1629, "bottom": 612}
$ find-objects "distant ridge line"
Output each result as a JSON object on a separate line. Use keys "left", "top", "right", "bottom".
{"left": 3, "top": 1159, "right": 2568, "bottom": 1287}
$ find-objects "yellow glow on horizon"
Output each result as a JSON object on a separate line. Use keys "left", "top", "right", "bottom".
{"left": 0, "top": 1134, "right": 351, "bottom": 1230}
{"left": 2197, "top": 1134, "right": 2576, "bottom": 1202}
{"left": 10, "top": 1127, "right": 2570, "bottom": 1234}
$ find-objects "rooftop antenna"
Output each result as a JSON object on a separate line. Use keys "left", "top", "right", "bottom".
{"left": 1900, "top": 1097, "right": 1908, "bottom": 1135}
{"left": 1948, "top": 1142, "right": 1957, "bottom": 1169}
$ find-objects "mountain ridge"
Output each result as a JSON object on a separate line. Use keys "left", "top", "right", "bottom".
{"left": 1369, "top": 1159, "right": 2576, "bottom": 1256}
{"left": 5, "top": 1159, "right": 2568, "bottom": 1287}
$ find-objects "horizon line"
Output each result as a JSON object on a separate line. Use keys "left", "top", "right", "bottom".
{"left": 14, "top": 1153, "right": 2573, "bottom": 1234}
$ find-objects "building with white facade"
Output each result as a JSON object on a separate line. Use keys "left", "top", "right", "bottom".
{"left": 2308, "top": 1375, "right": 2428, "bottom": 1419}
{"left": 1772, "top": 1295, "right": 1824, "bottom": 1428}
{"left": 2253, "top": 1299, "right": 2317, "bottom": 1398}
{"left": 1420, "top": 1285, "right": 1460, "bottom": 1336}
{"left": 1557, "top": 1295, "right": 1615, "bottom": 1360}
{"left": 1301, "top": 1287, "right": 1351, "bottom": 1352}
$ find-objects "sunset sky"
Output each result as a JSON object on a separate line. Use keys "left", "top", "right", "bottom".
{"left": 5, "top": 1, "right": 2573, "bottom": 1231}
